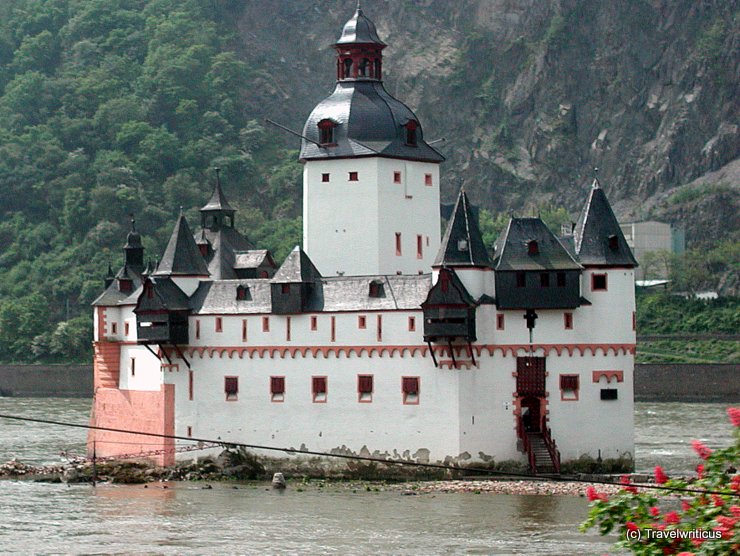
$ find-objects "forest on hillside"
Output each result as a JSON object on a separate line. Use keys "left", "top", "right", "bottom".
{"left": 0, "top": 0, "right": 736, "bottom": 364}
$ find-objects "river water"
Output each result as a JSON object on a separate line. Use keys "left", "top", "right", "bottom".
{"left": 0, "top": 399, "right": 735, "bottom": 554}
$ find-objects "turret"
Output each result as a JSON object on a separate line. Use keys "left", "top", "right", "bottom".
{"left": 123, "top": 215, "right": 144, "bottom": 274}
{"left": 153, "top": 211, "right": 210, "bottom": 296}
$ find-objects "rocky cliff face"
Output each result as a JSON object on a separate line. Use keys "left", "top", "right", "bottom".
{"left": 234, "top": 0, "right": 738, "bottom": 246}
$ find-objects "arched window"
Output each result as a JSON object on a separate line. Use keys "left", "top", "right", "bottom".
{"left": 358, "top": 58, "right": 370, "bottom": 77}
{"left": 317, "top": 119, "right": 336, "bottom": 145}
{"left": 404, "top": 120, "right": 418, "bottom": 146}
{"left": 343, "top": 58, "right": 353, "bottom": 78}
{"left": 374, "top": 59, "right": 382, "bottom": 79}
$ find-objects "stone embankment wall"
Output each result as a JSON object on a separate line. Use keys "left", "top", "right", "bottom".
{"left": 0, "top": 365, "right": 92, "bottom": 397}
{"left": 0, "top": 364, "right": 737, "bottom": 401}
{"left": 634, "top": 364, "right": 740, "bottom": 402}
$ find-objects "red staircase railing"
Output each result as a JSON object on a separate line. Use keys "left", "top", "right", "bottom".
{"left": 517, "top": 416, "right": 537, "bottom": 474}
{"left": 542, "top": 424, "right": 561, "bottom": 474}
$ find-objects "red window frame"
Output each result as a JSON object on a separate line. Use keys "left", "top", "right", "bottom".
{"left": 130, "top": 357, "right": 135, "bottom": 377}
{"left": 312, "top": 376, "right": 328, "bottom": 403}
{"left": 564, "top": 312, "right": 573, "bottom": 330}
{"left": 215, "top": 317, "right": 223, "bottom": 332}
{"left": 560, "top": 374, "right": 579, "bottom": 401}
{"left": 376, "top": 315, "right": 382, "bottom": 342}
{"left": 310, "top": 316, "right": 318, "bottom": 331}
{"left": 358, "top": 315, "right": 367, "bottom": 329}
{"left": 262, "top": 316, "right": 270, "bottom": 332}
{"left": 348, "top": 171, "right": 358, "bottom": 181}
{"left": 402, "top": 376, "right": 420, "bottom": 405}
{"left": 330, "top": 316, "right": 336, "bottom": 342}
{"left": 195, "top": 319, "right": 200, "bottom": 340}
{"left": 111, "top": 322, "right": 117, "bottom": 335}
{"left": 124, "top": 322, "right": 129, "bottom": 336}
{"left": 496, "top": 314, "right": 505, "bottom": 330}
{"left": 592, "top": 273, "right": 608, "bottom": 291}
{"left": 225, "top": 376, "right": 238, "bottom": 401}
{"left": 286, "top": 316, "right": 291, "bottom": 341}
{"left": 408, "top": 316, "right": 416, "bottom": 331}
{"left": 393, "top": 171, "right": 402, "bottom": 184}
{"left": 395, "top": 232, "right": 402, "bottom": 256}
{"left": 416, "top": 235, "right": 423, "bottom": 259}
{"left": 242, "top": 319, "right": 248, "bottom": 342}
{"left": 321, "top": 173, "right": 330, "bottom": 183}
{"left": 188, "top": 370, "right": 194, "bottom": 401}
{"left": 632, "top": 311, "right": 636, "bottom": 331}
{"left": 187, "top": 426, "right": 192, "bottom": 437}
{"left": 424, "top": 173, "right": 432, "bottom": 186}
{"left": 358, "top": 374, "right": 373, "bottom": 403}
{"left": 270, "top": 376, "right": 285, "bottom": 402}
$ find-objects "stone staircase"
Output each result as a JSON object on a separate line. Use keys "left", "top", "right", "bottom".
{"left": 527, "top": 432, "right": 558, "bottom": 474}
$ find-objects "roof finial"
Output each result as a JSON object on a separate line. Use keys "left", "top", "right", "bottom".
{"left": 214, "top": 166, "right": 221, "bottom": 187}
{"left": 179, "top": 206, "right": 184, "bottom": 216}
{"left": 592, "top": 167, "right": 601, "bottom": 189}
{"left": 356, "top": 0, "right": 362, "bottom": 13}
{"left": 129, "top": 213, "right": 136, "bottom": 232}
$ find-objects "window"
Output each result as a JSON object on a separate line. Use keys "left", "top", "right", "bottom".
{"left": 404, "top": 120, "right": 418, "bottom": 146}
{"left": 560, "top": 374, "right": 579, "bottom": 401}
{"left": 187, "top": 426, "right": 192, "bottom": 437}
{"left": 424, "top": 173, "right": 432, "bottom": 186}
{"left": 286, "top": 316, "right": 291, "bottom": 341}
{"left": 312, "top": 376, "right": 327, "bottom": 403}
{"left": 310, "top": 316, "right": 317, "bottom": 331}
{"left": 225, "top": 377, "right": 238, "bottom": 401}
{"left": 358, "top": 374, "right": 373, "bottom": 402}
{"left": 270, "top": 376, "right": 285, "bottom": 402}
{"left": 377, "top": 315, "right": 383, "bottom": 341}
{"left": 318, "top": 119, "right": 335, "bottom": 145}
{"left": 130, "top": 357, "right": 135, "bottom": 377}
{"left": 592, "top": 273, "right": 608, "bottom": 291}
{"left": 408, "top": 316, "right": 416, "bottom": 331}
{"left": 281, "top": 283, "right": 290, "bottom": 294}
{"left": 369, "top": 280, "right": 384, "bottom": 297}
{"left": 608, "top": 234, "right": 619, "bottom": 250}
{"left": 601, "top": 388, "right": 618, "bottom": 401}
{"left": 540, "top": 273, "right": 550, "bottom": 287}
{"left": 195, "top": 319, "right": 200, "bottom": 340}
{"left": 343, "top": 58, "right": 353, "bottom": 78}
{"left": 111, "top": 323, "right": 117, "bottom": 335}
{"left": 124, "top": 322, "right": 129, "bottom": 336}
{"left": 395, "top": 232, "right": 402, "bottom": 256}
{"left": 632, "top": 311, "right": 636, "bottom": 331}
{"left": 416, "top": 235, "right": 423, "bottom": 259}
{"left": 516, "top": 271, "right": 526, "bottom": 288}
{"left": 348, "top": 171, "right": 358, "bottom": 181}
{"left": 557, "top": 272, "right": 566, "bottom": 287}
{"left": 215, "top": 317, "right": 223, "bottom": 332}
{"left": 322, "top": 173, "right": 330, "bottom": 183}
{"left": 236, "top": 285, "right": 249, "bottom": 300}
{"left": 330, "top": 316, "right": 336, "bottom": 342}
{"left": 188, "top": 370, "right": 194, "bottom": 401}
{"left": 564, "top": 312, "right": 573, "bottom": 329}
{"left": 262, "top": 316, "right": 270, "bottom": 332}
{"left": 393, "top": 171, "right": 402, "bottom": 184}
{"left": 402, "top": 376, "right": 419, "bottom": 404}
{"left": 358, "top": 57, "right": 369, "bottom": 77}
{"left": 527, "top": 240, "right": 539, "bottom": 255}
{"left": 358, "top": 315, "right": 367, "bottom": 329}
{"left": 496, "top": 314, "right": 505, "bottom": 330}
{"left": 242, "top": 319, "right": 248, "bottom": 342}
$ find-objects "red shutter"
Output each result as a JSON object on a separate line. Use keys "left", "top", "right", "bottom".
{"left": 402, "top": 377, "right": 419, "bottom": 395}
{"left": 560, "top": 375, "right": 579, "bottom": 391}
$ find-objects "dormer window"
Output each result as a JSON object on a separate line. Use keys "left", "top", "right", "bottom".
{"left": 527, "top": 240, "right": 539, "bottom": 255}
{"left": 236, "top": 285, "right": 249, "bottom": 301}
{"left": 369, "top": 279, "right": 384, "bottom": 298}
{"left": 457, "top": 239, "right": 469, "bottom": 252}
{"left": 608, "top": 234, "right": 619, "bottom": 250}
{"left": 318, "top": 119, "right": 336, "bottom": 145}
{"left": 404, "top": 120, "right": 418, "bottom": 146}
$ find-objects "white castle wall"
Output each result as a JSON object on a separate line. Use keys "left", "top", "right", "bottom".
{"left": 303, "top": 157, "right": 441, "bottom": 277}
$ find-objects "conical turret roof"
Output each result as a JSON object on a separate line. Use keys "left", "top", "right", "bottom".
{"left": 200, "top": 172, "right": 235, "bottom": 214}
{"left": 154, "top": 212, "right": 210, "bottom": 277}
{"left": 574, "top": 179, "right": 637, "bottom": 267}
{"left": 434, "top": 189, "right": 492, "bottom": 267}
{"left": 335, "top": 3, "right": 386, "bottom": 46}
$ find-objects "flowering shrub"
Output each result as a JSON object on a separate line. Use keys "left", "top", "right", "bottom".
{"left": 581, "top": 407, "right": 740, "bottom": 555}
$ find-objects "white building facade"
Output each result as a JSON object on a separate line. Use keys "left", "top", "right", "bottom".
{"left": 88, "top": 7, "right": 637, "bottom": 474}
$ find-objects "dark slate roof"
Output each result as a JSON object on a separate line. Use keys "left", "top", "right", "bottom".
{"left": 434, "top": 189, "right": 492, "bottom": 267}
{"left": 200, "top": 177, "right": 235, "bottom": 214}
{"left": 335, "top": 6, "right": 386, "bottom": 46}
{"left": 92, "top": 282, "right": 130, "bottom": 306}
{"left": 190, "top": 274, "right": 431, "bottom": 315}
{"left": 300, "top": 81, "right": 444, "bottom": 163}
{"left": 493, "top": 218, "right": 582, "bottom": 271}
{"left": 197, "top": 227, "right": 255, "bottom": 280}
{"left": 234, "top": 250, "right": 274, "bottom": 269}
{"left": 574, "top": 180, "right": 638, "bottom": 267}
{"left": 154, "top": 214, "right": 210, "bottom": 277}
{"left": 271, "top": 246, "right": 322, "bottom": 283}
{"left": 135, "top": 277, "right": 190, "bottom": 313}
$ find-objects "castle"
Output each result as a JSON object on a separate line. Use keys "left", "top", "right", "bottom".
{"left": 88, "top": 6, "right": 637, "bottom": 473}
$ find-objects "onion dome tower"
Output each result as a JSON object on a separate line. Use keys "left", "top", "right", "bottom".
{"left": 300, "top": 3, "right": 444, "bottom": 277}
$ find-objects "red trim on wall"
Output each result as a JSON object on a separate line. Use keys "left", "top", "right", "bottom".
{"left": 592, "top": 370, "right": 624, "bottom": 384}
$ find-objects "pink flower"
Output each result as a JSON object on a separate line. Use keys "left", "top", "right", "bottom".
{"left": 712, "top": 494, "right": 724, "bottom": 507}
{"left": 650, "top": 506, "right": 661, "bottom": 517}
{"left": 716, "top": 515, "right": 737, "bottom": 528}
{"left": 727, "top": 407, "right": 740, "bottom": 427}
{"left": 664, "top": 511, "right": 680, "bottom": 524}
{"left": 714, "top": 525, "right": 732, "bottom": 540}
{"left": 696, "top": 463, "right": 705, "bottom": 478}
{"left": 620, "top": 475, "right": 638, "bottom": 494}
{"left": 677, "top": 552, "right": 696, "bottom": 555}
{"left": 691, "top": 440, "right": 712, "bottom": 460}
{"left": 731, "top": 475, "right": 740, "bottom": 492}
{"left": 654, "top": 465, "right": 669, "bottom": 484}
{"left": 586, "top": 486, "right": 608, "bottom": 502}
{"left": 681, "top": 500, "right": 691, "bottom": 511}
{"left": 626, "top": 521, "right": 639, "bottom": 532}
{"left": 730, "top": 505, "right": 740, "bottom": 517}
